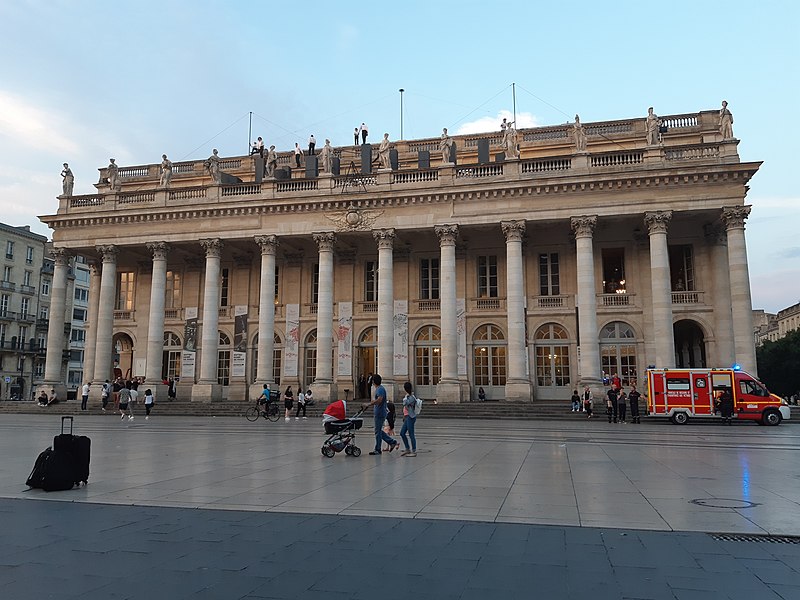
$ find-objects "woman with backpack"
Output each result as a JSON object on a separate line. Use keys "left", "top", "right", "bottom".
{"left": 400, "top": 381, "right": 419, "bottom": 457}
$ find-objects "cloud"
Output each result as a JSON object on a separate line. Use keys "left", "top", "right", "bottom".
{"left": 456, "top": 110, "right": 539, "bottom": 135}
{"left": 0, "top": 90, "right": 80, "bottom": 155}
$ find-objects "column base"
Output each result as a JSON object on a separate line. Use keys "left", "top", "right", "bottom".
{"left": 310, "top": 381, "right": 338, "bottom": 406}
{"left": 504, "top": 379, "right": 533, "bottom": 402}
{"left": 191, "top": 383, "right": 222, "bottom": 403}
{"left": 435, "top": 380, "right": 464, "bottom": 404}
{"left": 227, "top": 381, "right": 248, "bottom": 403}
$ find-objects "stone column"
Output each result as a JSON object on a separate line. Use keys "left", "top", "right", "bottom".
{"left": 435, "top": 224, "right": 463, "bottom": 403}
{"left": 723, "top": 206, "right": 757, "bottom": 375}
{"left": 250, "top": 235, "right": 278, "bottom": 399}
{"left": 312, "top": 232, "right": 337, "bottom": 402}
{"left": 374, "top": 229, "right": 395, "bottom": 401}
{"left": 145, "top": 242, "right": 169, "bottom": 394}
{"left": 92, "top": 245, "right": 117, "bottom": 384}
{"left": 82, "top": 261, "right": 101, "bottom": 387}
{"left": 705, "top": 224, "right": 735, "bottom": 367}
{"left": 502, "top": 220, "right": 532, "bottom": 402}
{"left": 193, "top": 238, "right": 223, "bottom": 402}
{"left": 645, "top": 211, "right": 676, "bottom": 368}
{"left": 570, "top": 216, "right": 601, "bottom": 388}
{"left": 43, "top": 248, "right": 71, "bottom": 396}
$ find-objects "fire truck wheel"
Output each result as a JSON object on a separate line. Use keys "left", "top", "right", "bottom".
{"left": 762, "top": 409, "right": 782, "bottom": 426}
{"left": 672, "top": 412, "right": 689, "bottom": 425}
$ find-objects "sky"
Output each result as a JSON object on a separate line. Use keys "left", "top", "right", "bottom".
{"left": 0, "top": 0, "right": 798, "bottom": 313}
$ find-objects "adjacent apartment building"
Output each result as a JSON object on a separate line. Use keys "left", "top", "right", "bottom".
{"left": 38, "top": 105, "right": 759, "bottom": 403}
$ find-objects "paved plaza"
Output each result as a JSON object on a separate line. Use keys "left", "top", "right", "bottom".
{"left": 1, "top": 414, "right": 799, "bottom": 599}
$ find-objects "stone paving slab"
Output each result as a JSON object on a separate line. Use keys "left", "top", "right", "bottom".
{"left": 2, "top": 499, "right": 799, "bottom": 600}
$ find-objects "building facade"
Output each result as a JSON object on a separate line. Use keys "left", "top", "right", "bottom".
{"left": 0, "top": 223, "right": 48, "bottom": 400}
{"left": 39, "top": 107, "right": 760, "bottom": 403}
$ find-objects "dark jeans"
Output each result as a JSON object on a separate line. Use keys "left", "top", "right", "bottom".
{"left": 295, "top": 154, "right": 301, "bottom": 167}
{"left": 617, "top": 402, "right": 627, "bottom": 422}
{"left": 607, "top": 403, "right": 617, "bottom": 423}
{"left": 362, "top": 131, "right": 368, "bottom": 143}
{"left": 373, "top": 413, "right": 395, "bottom": 452}
{"left": 81, "top": 395, "right": 88, "bottom": 410}
{"left": 295, "top": 403, "right": 306, "bottom": 417}
{"left": 102, "top": 395, "right": 108, "bottom": 409}
{"left": 630, "top": 401, "right": 640, "bottom": 422}
{"left": 145, "top": 404, "right": 152, "bottom": 416}
{"left": 308, "top": 144, "right": 315, "bottom": 155}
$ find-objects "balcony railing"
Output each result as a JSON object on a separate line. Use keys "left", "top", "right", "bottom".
{"left": 531, "top": 295, "right": 570, "bottom": 309}
{"left": 113, "top": 310, "right": 135, "bottom": 320}
{"left": 413, "top": 299, "right": 441, "bottom": 312}
{"left": 164, "top": 308, "right": 183, "bottom": 320}
{"left": 598, "top": 293, "right": 633, "bottom": 307}
{"left": 20, "top": 284, "right": 36, "bottom": 296}
{"left": 470, "top": 297, "right": 505, "bottom": 311}
{"left": 0, "top": 280, "right": 16, "bottom": 291}
{"left": 358, "top": 301, "right": 378, "bottom": 314}
{"left": 672, "top": 291, "right": 704, "bottom": 304}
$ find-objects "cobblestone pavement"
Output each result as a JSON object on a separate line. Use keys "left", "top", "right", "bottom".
{"left": 2, "top": 415, "right": 799, "bottom": 599}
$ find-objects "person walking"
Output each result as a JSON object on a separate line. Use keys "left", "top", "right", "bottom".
{"left": 383, "top": 398, "right": 396, "bottom": 450}
{"left": 570, "top": 389, "right": 580, "bottom": 412}
{"left": 118, "top": 385, "right": 132, "bottom": 421}
{"left": 80, "top": 381, "right": 90, "bottom": 411}
{"left": 101, "top": 380, "right": 110, "bottom": 412}
{"left": 719, "top": 388, "right": 734, "bottom": 425}
{"left": 294, "top": 143, "right": 303, "bottom": 168}
{"left": 617, "top": 388, "right": 628, "bottom": 423}
{"left": 283, "top": 386, "right": 294, "bottom": 421}
{"left": 400, "top": 381, "right": 418, "bottom": 457}
{"left": 607, "top": 385, "right": 619, "bottom": 423}
{"left": 628, "top": 383, "right": 642, "bottom": 424}
{"left": 295, "top": 389, "right": 307, "bottom": 420}
{"left": 128, "top": 382, "right": 138, "bottom": 420}
{"left": 144, "top": 388, "right": 154, "bottom": 420}
{"left": 363, "top": 373, "right": 398, "bottom": 455}
{"left": 167, "top": 377, "right": 177, "bottom": 401}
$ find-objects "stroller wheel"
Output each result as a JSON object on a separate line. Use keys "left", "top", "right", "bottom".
{"left": 344, "top": 446, "right": 353, "bottom": 455}
{"left": 350, "top": 446, "right": 362, "bottom": 457}
{"left": 322, "top": 445, "right": 336, "bottom": 458}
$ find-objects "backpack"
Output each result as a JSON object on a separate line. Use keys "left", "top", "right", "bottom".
{"left": 414, "top": 396, "right": 423, "bottom": 414}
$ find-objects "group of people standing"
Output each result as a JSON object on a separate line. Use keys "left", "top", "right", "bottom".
{"left": 570, "top": 376, "right": 642, "bottom": 423}
{"left": 361, "top": 374, "right": 419, "bottom": 457}
{"left": 281, "top": 386, "right": 313, "bottom": 421}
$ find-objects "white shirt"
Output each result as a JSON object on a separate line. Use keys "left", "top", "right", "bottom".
{"left": 309, "top": 136, "right": 316, "bottom": 145}
{"left": 298, "top": 392, "right": 305, "bottom": 405}
{"left": 294, "top": 145, "right": 302, "bottom": 155}
{"left": 82, "top": 384, "right": 90, "bottom": 396}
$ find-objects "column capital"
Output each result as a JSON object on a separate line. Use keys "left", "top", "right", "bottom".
{"left": 50, "top": 247, "right": 71, "bottom": 266}
{"left": 501, "top": 220, "right": 526, "bottom": 243}
{"left": 312, "top": 232, "right": 336, "bottom": 252}
{"left": 254, "top": 235, "right": 279, "bottom": 255}
{"left": 570, "top": 215, "right": 597, "bottom": 238}
{"left": 372, "top": 228, "right": 396, "bottom": 250}
{"left": 722, "top": 205, "right": 752, "bottom": 230}
{"left": 644, "top": 210, "right": 673, "bottom": 235}
{"left": 146, "top": 241, "right": 170, "bottom": 260}
{"left": 434, "top": 224, "right": 459, "bottom": 246}
{"left": 96, "top": 244, "right": 117, "bottom": 263}
{"left": 200, "top": 238, "right": 223, "bottom": 258}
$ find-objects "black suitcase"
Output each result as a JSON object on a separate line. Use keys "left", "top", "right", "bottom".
{"left": 26, "top": 447, "right": 75, "bottom": 492}
{"left": 53, "top": 416, "right": 91, "bottom": 486}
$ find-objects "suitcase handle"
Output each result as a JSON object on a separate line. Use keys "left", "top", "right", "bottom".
{"left": 61, "top": 415, "right": 73, "bottom": 435}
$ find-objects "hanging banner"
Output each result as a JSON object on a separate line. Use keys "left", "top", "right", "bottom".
{"left": 284, "top": 303, "right": 299, "bottom": 378}
{"left": 457, "top": 298, "right": 467, "bottom": 375}
{"left": 337, "top": 302, "right": 353, "bottom": 376}
{"left": 182, "top": 306, "right": 198, "bottom": 380}
{"left": 232, "top": 305, "right": 248, "bottom": 377}
{"left": 393, "top": 300, "right": 408, "bottom": 375}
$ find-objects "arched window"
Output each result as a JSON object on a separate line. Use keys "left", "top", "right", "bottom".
{"left": 600, "top": 321, "right": 637, "bottom": 384}
{"left": 414, "top": 325, "right": 441, "bottom": 387}
{"left": 472, "top": 324, "right": 506, "bottom": 389}
{"left": 217, "top": 331, "right": 231, "bottom": 386}
{"left": 304, "top": 330, "right": 317, "bottom": 387}
{"left": 162, "top": 331, "right": 182, "bottom": 380}
{"left": 534, "top": 323, "right": 571, "bottom": 388}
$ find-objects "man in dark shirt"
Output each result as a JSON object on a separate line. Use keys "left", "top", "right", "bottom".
{"left": 628, "top": 384, "right": 642, "bottom": 424}
{"left": 607, "top": 385, "right": 619, "bottom": 423}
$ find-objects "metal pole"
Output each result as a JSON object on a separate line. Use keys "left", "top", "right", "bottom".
{"left": 248, "top": 111, "right": 252, "bottom": 154}
{"left": 512, "top": 82, "right": 516, "bottom": 127}
{"left": 399, "top": 89, "right": 405, "bottom": 140}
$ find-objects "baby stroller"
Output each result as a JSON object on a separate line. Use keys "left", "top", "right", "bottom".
{"left": 321, "top": 409, "right": 364, "bottom": 458}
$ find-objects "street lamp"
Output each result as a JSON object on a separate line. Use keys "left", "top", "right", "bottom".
{"left": 399, "top": 88, "right": 405, "bottom": 140}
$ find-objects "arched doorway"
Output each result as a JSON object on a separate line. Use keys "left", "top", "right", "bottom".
{"left": 251, "top": 332, "right": 282, "bottom": 386}
{"left": 599, "top": 321, "right": 638, "bottom": 386}
{"left": 674, "top": 320, "right": 706, "bottom": 368}
{"left": 162, "top": 331, "right": 182, "bottom": 380}
{"left": 112, "top": 332, "right": 134, "bottom": 380}
{"left": 414, "top": 324, "right": 441, "bottom": 400}
{"left": 472, "top": 324, "right": 506, "bottom": 400}
{"left": 357, "top": 327, "right": 377, "bottom": 399}
{"left": 533, "top": 323, "right": 572, "bottom": 400}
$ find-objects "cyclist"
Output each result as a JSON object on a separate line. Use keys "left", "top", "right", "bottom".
{"left": 257, "top": 384, "right": 272, "bottom": 415}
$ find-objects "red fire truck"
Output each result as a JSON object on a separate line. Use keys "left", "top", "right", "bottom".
{"left": 646, "top": 368, "right": 790, "bottom": 425}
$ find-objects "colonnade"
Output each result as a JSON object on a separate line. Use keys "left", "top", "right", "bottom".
{"left": 41, "top": 206, "right": 759, "bottom": 401}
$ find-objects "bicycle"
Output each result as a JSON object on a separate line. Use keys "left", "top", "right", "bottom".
{"left": 245, "top": 398, "right": 280, "bottom": 422}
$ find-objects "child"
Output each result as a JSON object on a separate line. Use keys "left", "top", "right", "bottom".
{"left": 383, "top": 399, "right": 396, "bottom": 451}
{"left": 144, "top": 388, "right": 154, "bottom": 420}
{"left": 570, "top": 389, "right": 580, "bottom": 412}
{"left": 584, "top": 394, "right": 593, "bottom": 418}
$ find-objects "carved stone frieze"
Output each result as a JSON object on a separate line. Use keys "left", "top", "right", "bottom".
{"left": 324, "top": 202, "right": 384, "bottom": 232}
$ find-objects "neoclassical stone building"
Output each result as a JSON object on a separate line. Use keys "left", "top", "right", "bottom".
{"left": 39, "top": 106, "right": 760, "bottom": 403}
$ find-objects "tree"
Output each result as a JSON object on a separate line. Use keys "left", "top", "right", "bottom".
{"left": 756, "top": 329, "right": 800, "bottom": 396}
